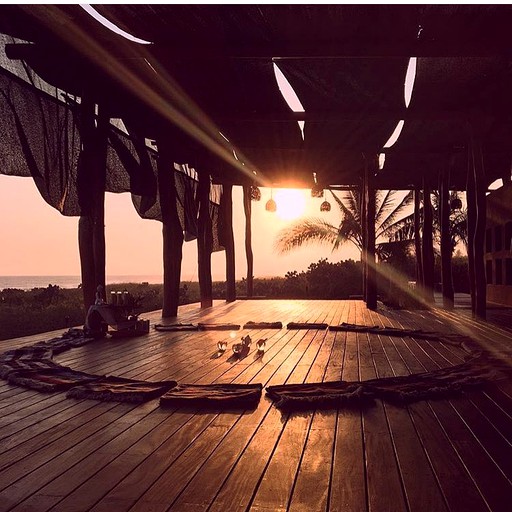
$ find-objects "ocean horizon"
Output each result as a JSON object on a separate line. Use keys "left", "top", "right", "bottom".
{"left": 0, "top": 275, "right": 166, "bottom": 291}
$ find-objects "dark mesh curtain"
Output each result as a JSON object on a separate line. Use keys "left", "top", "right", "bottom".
{"left": 0, "top": 65, "right": 81, "bottom": 215}
{"left": 0, "top": 34, "right": 224, "bottom": 251}
{"left": 174, "top": 164, "right": 199, "bottom": 241}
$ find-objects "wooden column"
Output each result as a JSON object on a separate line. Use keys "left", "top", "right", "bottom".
{"left": 197, "top": 170, "right": 213, "bottom": 308}
{"left": 222, "top": 183, "right": 236, "bottom": 302}
{"left": 77, "top": 97, "right": 108, "bottom": 312}
{"left": 421, "top": 178, "right": 435, "bottom": 303}
{"left": 439, "top": 168, "right": 454, "bottom": 309}
{"left": 361, "top": 173, "right": 368, "bottom": 302}
{"left": 156, "top": 141, "right": 184, "bottom": 318}
{"left": 413, "top": 186, "right": 424, "bottom": 293}
{"left": 470, "top": 131, "right": 487, "bottom": 319}
{"left": 364, "top": 158, "right": 377, "bottom": 310}
{"left": 243, "top": 185, "right": 254, "bottom": 297}
{"left": 466, "top": 146, "right": 477, "bottom": 315}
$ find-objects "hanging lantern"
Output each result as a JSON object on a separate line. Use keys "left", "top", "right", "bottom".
{"left": 265, "top": 198, "right": 277, "bottom": 212}
{"left": 320, "top": 200, "right": 331, "bottom": 212}
{"left": 311, "top": 187, "right": 324, "bottom": 198}
{"left": 450, "top": 198, "right": 462, "bottom": 210}
{"left": 250, "top": 186, "right": 261, "bottom": 201}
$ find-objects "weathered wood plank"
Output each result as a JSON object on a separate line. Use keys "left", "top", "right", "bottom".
{"left": 0, "top": 300, "right": 511, "bottom": 512}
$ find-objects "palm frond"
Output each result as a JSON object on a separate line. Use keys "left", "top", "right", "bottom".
{"left": 345, "top": 190, "right": 361, "bottom": 224}
{"left": 274, "top": 218, "right": 340, "bottom": 254}
{"left": 377, "top": 190, "right": 414, "bottom": 236}
{"left": 333, "top": 216, "right": 361, "bottom": 251}
{"left": 329, "top": 190, "right": 358, "bottom": 223}
{"left": 375, "top": 190, "right": 395, "bottom": 226}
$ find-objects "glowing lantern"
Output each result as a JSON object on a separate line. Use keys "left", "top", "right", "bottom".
{"left": 265, "top": 198, "right": 277, "bottom": 212}
{"left": 320, "top": 200, "right": 331, "bottom": 212}
{"left": 311, "top": 187, "right": 324, "bottom": 198}
{"left": 451, "top": 198, "right": 462, "bottom": 210}
{"left": 250, "top": 186, "right": 261, "bottom": 201}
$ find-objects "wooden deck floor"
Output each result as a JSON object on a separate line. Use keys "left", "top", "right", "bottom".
{"left": 1, "top": 299, "right": 511, "bottom": 512}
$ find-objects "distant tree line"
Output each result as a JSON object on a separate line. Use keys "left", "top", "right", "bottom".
{"left": 0, "top": 254, "right": 469, "bottom": 340}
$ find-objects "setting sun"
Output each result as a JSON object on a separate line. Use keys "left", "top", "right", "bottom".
{"left": 274, "top": 189, "right": 307, "bottom": 220}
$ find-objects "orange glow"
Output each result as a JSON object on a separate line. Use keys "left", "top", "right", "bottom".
{"left": 274, "top": 189, "right": 307, "bottom": 220}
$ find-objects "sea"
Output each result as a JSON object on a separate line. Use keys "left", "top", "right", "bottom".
{"left": 0, "top": 275, "right": 164, "bottom": 291}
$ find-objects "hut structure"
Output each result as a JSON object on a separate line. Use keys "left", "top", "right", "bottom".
{"left": 3, "top": 7, "right": 512, "bottom": 512}
{"left": 1, "top": 4, "right": 512, "bottom": 316}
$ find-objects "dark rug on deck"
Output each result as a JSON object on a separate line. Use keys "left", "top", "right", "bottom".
{"left": 243, "top": 321, "right": 283, "bottom": 329}
{"left": 160, "top": 383, "right": 263, "bottom": 409}
{"left": 33, "top": 328, "right": 96, "bottom": 354}
{"left": 329, "top": 323, "right": 441, "bottom": 338}
{"left": 198, "top": 323, "right": 241, "bottom": 331}
{"left": 266, "top": 351, "right": 511, "bottom": 410}
{"left": 154, "top": 323, "right": 199, "bottom": 332}
{"left": 7, "top": 367, "right": 102, "bottom": 392}
{"left": 0, "top": 358, "right": 61, "bottom": 379}
{"left": 67, "top": 376, "right": 177, "bottom": 403}
{"left": 287, "top": 322, "right": 328, "bottom": 330}
{"left": 0, "top": 346, "right": 53, "bottom": 362}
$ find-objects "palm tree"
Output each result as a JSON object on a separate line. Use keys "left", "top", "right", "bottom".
{"left": 388, "top": 191, "right": 467, "bottom": 253}
{"left": 274, "top": 189, "right": 414, "bottom": 260}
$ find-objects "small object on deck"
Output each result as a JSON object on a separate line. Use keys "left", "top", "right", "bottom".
{"left": 232, "top": 342, "right": 244, "bottom": 355}
{"left": 241, "top": 334, "right": 252, "bottom": 346}
{"left": 197, "top": 323, "right": 241, "bottom": 331}
{"left": 287, "top": 322, "right": 328, "bottom": 330}
{"left": 217, "top": 340, "right": 228, "bottom": 352}
{"left": 154, "top": 323, "right": 199, "bottom": 331}
{"left": 256, "top": 339, "right": 267, "bottom": 353}
{"left": 243, "top": 321, "right": 283, "bottom": 329}
{"left": 159, "top": 383, "right": 263, "bottom": 409}
{"left": 95, "top": 285, "right": 105, "bottom": 305}
{"left": 85, "top": 304, "right": 149, "bottom": 339}
{"left": 109, "top": 319, "right": 150, "bottom": 338}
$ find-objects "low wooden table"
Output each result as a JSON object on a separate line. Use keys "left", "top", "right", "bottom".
{"left": 85, "top": 304, "right": 149, "bottom": 337}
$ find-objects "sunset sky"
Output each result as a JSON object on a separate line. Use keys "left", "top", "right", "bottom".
{"left": 0, "top": 174, "right": 359, "bottom": 281}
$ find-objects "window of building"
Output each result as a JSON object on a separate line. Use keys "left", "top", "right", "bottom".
{"left": 496, "top": 259, "right": 503, "bottom": 285}
{"left": 486, "top": 228, "right": 493, "bottom": 253}
{"left": 505, "top": 221, "right": 512, "bottom": 252}
{"left": 495, "top": 225, "right": 503, "bottom": 251}
{"left": 506, "top": 258, "right": 512, "bottom": 286}
{"left": 486, "top": 260, "right": 493, "bottom": 284}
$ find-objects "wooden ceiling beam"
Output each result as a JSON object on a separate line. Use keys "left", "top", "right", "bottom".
{"left": 214, "top": 110, "right": 502, "bottom": 122}
{"left": 8, "top": 37, "right": 512, "bottom": 62}
{"left": 152, "top": 40, "right": 512, "bottom": 59}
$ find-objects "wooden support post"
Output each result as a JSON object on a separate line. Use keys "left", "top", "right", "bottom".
{"left": 466, "top": 146, "right": 477, "bottom": 315}
{"left": 414, "top": 186, "right": 424, "bottom": 293}
{"left": 77, "top": 97, "right": 108, "bottom": 312}
{"left": 361, "top": 172, "right": 368, "bottom": 302}
{"left": 197, "top": 170, "right": 213, "bottom": 308}
{"left": 222, "top": 183, "right": 236, "bottom": 302}
{"left": 422, "top": 178, "right": 435, "bottom": 303}
{"left": 365, "top": 158, "right": 377, "bottom": 310}
{"left": 156, "top": 141, "right": 184, "bottom": 318}
{"left": 439, "top": 168, "right": 454, "bottom": 309}
{"left": 470, "top": 132, "right": 487, "bottom": 319}
{"left": 243, "top": 185, "right": 254, "bottom": 298}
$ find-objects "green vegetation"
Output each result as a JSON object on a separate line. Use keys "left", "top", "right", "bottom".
{"left": 0, "top": 255, "right": 469, "bottom": 341}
